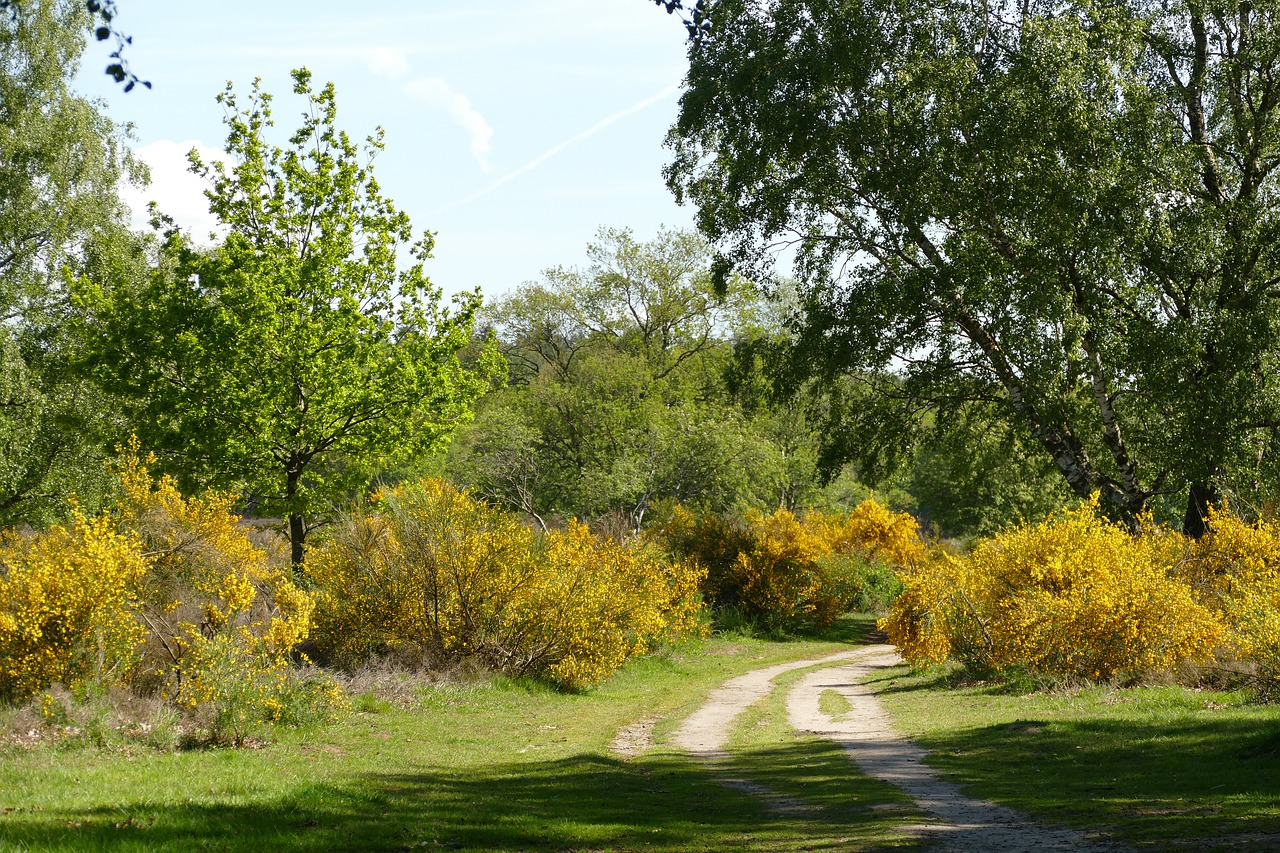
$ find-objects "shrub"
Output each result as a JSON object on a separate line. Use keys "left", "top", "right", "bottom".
{"left": 649, "top": 505, "right": 754, "bottom": 608}
{"left": 881, "top": 499, "right": 1225, "bottom": 682}
{"left": 109, "top": 444, "right": 317, "bottom": 708}
{"left": 1183, "top": 509, "right": 1280, "bottom": 696}
{"left": 0, "top": 440, "right": 338, "bottom": 738}
{"left": 176, "top": 629, "right": 347, "bottom": 745}
{"left": 0, "top": 508, "right": 148, "bottom": 703}
{"left": 310, "top": 479, "right": 705, "bottom": 689}
{"left": 655, "top": 500, "right": 923, "bottom": 631}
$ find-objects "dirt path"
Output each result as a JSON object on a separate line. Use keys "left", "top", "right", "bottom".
{"left": 669, "top": 644, "right": 1132, "bottom": 853}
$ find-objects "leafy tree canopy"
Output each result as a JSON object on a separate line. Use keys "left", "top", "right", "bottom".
{"left": 666, "top": 0, "right": 1280, "bottom": 535}
{"left": 448, "top": 227, "right": 793, "bottom": 529}
{"left": 80, "top": 68, "right": 500, "bottom": 564}
{"left": 0, "top": 0, "right": 140, "bottom": 524}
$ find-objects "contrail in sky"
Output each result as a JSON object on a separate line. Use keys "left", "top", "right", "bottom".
{"left": 434, "top": 81, "right": 681, "bottom": 214}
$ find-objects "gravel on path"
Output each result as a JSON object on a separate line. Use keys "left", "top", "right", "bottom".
{"left": 668, "top": 643, "right": 1134, "bottom": 853}
{"left": 787, "top": 647, "right": 1133, "bottom": 852}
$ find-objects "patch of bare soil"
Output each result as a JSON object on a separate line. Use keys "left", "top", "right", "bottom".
{"left": 608, "top": 715, "right": 659, "bottom": 759}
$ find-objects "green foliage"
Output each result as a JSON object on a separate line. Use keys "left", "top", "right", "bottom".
{"left": 906, "top": 404, "right": 1076, "bottom": 540}
{"left": 79, "top": 69, "right": 500, "bottom": 564}
{"left": 448, "top": 227, "right": 824, "bottom": 527}
{"left": 0, "top": 0, "right": 139, "bottom": 525}
{"left": 667, "top": 0, "right": 1280, "bottom": 531}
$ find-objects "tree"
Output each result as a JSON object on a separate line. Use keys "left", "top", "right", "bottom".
{"left": 666, "top": 0, "right": 1280, "bottom": 534}
{"left": 448, "top": 227, "right": 786, "bottom": 529}
{"left": 0, "top": 0, "right": 140, "bottom": 524}
{"left": 81, "top": 69, "right": 499, "bottom": 565}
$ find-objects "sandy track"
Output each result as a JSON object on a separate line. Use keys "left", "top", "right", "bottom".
{"left": 669, "top": 644, "right": 1132, "bottom": 853}
{"left": 669, "top": 648, "right": 867, "bottom": 758}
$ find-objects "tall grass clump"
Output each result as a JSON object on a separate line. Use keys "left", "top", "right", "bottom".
{"left": 308, "top": 479, "right": 706, "bottom": 690}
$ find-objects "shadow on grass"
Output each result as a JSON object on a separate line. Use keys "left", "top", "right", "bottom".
{"left": 723, "top": 612, "right": 882, "bottom": 646}
{"left": 913, "top": 713, "right": 1280, "bottom": 847}
{"left": 0, "top": 743, "right": 925, "bottom": 853}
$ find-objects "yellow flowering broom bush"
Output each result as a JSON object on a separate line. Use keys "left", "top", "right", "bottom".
{"left": 0, "top": 508, "right": 148, "bottom": 703}
{"left": 1182, "top": 509, "right": 1280, "bottom": 696}
{"left": 111, "top": 445, "right": 342, "bottom": 740}
{"left": 111, "top": 445, "right": 315, "bottom": 690}
{"left": 655, "top": 499, "right": 924, "bottom": 631}
{"left": 0, "top": 441, "right": 345, "bottom": 738}
{"left": 309, "top": 479, "right": 705, "bottom": 690}
{"left": 881, "top": 499, "right": 1225, "bottom": 682}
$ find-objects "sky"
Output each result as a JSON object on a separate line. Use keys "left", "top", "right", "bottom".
{"left": 73, "top": 1, "right": 696, "bottom": 302}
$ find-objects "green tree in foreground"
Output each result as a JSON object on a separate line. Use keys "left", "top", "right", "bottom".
{"left": 81, "top": 69, "right": 499, "bottom": 565}
{"left": 667, "top": 0, "right": 1280, "bottom": 535}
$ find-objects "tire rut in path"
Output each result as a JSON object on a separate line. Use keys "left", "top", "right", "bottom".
{"left": 671, "top": 644, "right": 1132, "bottom": 853}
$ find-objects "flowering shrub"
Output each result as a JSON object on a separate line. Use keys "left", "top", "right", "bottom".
{"left": 881, "top": 499, "right": 1225, "bottom": 681}
{"left": 655, "top": 500, "right": 923, "bottom": 631}
{"left": 0, "top": 441, "right": 341, "bottom": 735}
{"left": 310, "top": 479, "right": 705, "bottom": 689}
{"left": 650, "top": 506, "right": 755, "bottom": 608}
{"left": 0, "top": 508, "right": 148, "bottom": 703}
{"left": 1182, "top": 509, "right": 1280, "bottom": 696}
{"left": 176, "top": 628, "right": 347, "bottom": 745}
{"left": 111, "top": 444, "right": 315, "bottom": 700}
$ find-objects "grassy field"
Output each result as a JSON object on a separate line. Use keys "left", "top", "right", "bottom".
{"left": 0, "top": 617, "right": 925, "bottom": 852}
{"left": 5, "top": 617, "right": 1280, "bottom": 851}
{"left": 877, "top": 665, "right": 1280, "bottom": 851}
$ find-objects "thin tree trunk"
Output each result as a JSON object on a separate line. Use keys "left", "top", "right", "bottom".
{"left": 286, "top": 464, "right": 306, "bottom": 567}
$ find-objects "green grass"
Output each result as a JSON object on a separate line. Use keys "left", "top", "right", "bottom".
{"left": 875, "top": 664, "right": 1280, "bottom": 851}
{"left": 21, "top": 610, "right": 1280, "bottom": 852}
{"left": 721, "top": 663, "right": 926, "bottom": 846}
{"left": 0, "top": 619, "right": 925, "bottom": 852}
{"left": 818, "top": 689, "right": 853, "bottom": 720}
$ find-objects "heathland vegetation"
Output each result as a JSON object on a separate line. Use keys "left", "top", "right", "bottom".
{"left": 5, "top": 0, "right": 1280, "bottom": 848}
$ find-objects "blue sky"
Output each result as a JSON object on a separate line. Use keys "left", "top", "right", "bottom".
{"left": 74, "top": 1, "right": 695, "bottom": 302}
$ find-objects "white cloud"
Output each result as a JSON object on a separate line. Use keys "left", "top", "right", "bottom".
{"left": 438, "top": 81, "right": 680, "bottom": 213}
{"left": 363, "top": 47, "right": 411, "bottom": 79}
{"left": 123, "top": 139, "right": 227, "bottom": 243}
{"left": 405, "top": 77, "right": 494, "bottom": 173}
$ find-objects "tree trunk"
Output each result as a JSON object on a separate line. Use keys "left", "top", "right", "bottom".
{"left": 1183, "top": 481, "right": 1217, "bottom": 540}
{"left": 285, "top": 464, "right": 306, "bottom": 567}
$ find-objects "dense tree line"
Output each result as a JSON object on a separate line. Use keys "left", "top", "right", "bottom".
{"left": 437, "top": 226, "right": 1072, "bottom": 538}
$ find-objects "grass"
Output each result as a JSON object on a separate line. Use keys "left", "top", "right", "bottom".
{"left": 14, "top": 609, "right": 1280, "bottom": 852}
{"left": 721, "top": 662, "right": 926, "bottom": 845}
{"left": 875, "top": 664, "right": 1280, "bottom": 851}
{"left": 0, "top": 617, "right": 927, "bottom": 852}
{"left": 818, "top": 689, "right": 853, "bottom": 720}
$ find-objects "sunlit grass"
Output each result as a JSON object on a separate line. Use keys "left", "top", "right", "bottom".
{"left": 876, "top": 663, "right": 1280, "bottom": 851}
{"left": 0, "top": 619, "right": 928, "bottom": 852}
